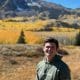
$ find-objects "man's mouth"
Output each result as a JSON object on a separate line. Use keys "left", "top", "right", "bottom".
{"left": 46, "top": 52, "right": 52, "bottom": 55}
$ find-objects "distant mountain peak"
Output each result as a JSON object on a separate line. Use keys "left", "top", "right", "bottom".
{"left": 0, "top": 0, "right": 80, "bottom": 20}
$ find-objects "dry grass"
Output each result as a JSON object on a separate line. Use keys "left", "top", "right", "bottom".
{"left": 62, "top": 46, "right": 80, "bottom": 80}
{"left": 0, "top": 30, "right": 78, "bottom": 44}
{"left": 0, "top": 18, "right": 79, "bottom": 44}
{"left": 0, "top": 56, "right": 38, "bottom": 80}
{"left": 0, "top": 46, "right": 80, "bottom": 80}
{"left": 0, "top": 30, "right": 20, "bottom": 44}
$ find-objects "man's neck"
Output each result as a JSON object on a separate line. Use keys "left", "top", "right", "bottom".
{"left": 45, "top": 55, "right": 56, "bottom": 62}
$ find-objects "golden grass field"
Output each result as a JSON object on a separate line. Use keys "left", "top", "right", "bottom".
{"left": 0, "top": 19, "right": 80, "bottom": 44}
{"left": 0, "top": 46, "right": 80, "bottom": 80}
{"left": 0, "top": 30, "right": 78, "bottom": 44}
{"left": 0, "top": 18, "right": 80, "bottom": 80}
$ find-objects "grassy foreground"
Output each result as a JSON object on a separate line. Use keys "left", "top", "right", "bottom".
{"left": 0, "top": 45, "right": 80, "bottom": 80}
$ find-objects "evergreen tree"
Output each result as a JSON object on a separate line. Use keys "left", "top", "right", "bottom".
{"left": 17, "top": 30, "right": 26, "bottom": 44}
{"left": 75, "top": 31, "right": 80, "bottom": 46}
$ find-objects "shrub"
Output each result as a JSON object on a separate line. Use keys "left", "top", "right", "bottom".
{"left": 17, "top": 30, "right": 26, "bottom": 44}
{"left": 75, "top": 31, "right": 80, "bottom": 46}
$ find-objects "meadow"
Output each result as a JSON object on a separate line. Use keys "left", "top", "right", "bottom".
{"left": 0, "top": 18, "right": 79, "bottom": 44}
{"left": 0, "top": 45, "right": 80, "bottom": 80}
{"left": 0, "top": 18, "right": 80, "bottom": 80}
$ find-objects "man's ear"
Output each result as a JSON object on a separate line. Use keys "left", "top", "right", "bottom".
{"left": 43, "top": 47, "right": 44, "bottom": 52}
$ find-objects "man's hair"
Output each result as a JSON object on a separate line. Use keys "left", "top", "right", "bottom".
{"left": 44, "top": 37, "right": 59, "bottom": 48}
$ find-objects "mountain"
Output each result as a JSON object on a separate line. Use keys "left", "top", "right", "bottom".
{"left": 0, "top": 0, "right": 72, "bottom": 19}
{"left": 0, "top": 0, "right": 80, "bottom": 23}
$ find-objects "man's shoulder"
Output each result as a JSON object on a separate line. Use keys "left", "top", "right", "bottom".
{"left": 55, "top": 56, "right": 68, "bottom": 67}
{"left": 57, "top": 59, "right": 70, "bottom": 73}
{"left": 58, "top": 60, "right": 71, "bottom": 79}
{"left": 59, "top": 60, "right": 69, "bottom": 68}
{"left": 37, "top": 60, "right": 45, "bottom": 68}
{"left": 54, "top": 56, "right": 70, "bottom": 71}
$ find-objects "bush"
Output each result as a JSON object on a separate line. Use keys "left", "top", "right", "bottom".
{"left": 75, "top": 31, "right": 80, "bottom": 46}
{"left": 17, "top": 30, "right": 26, "bottom": 44}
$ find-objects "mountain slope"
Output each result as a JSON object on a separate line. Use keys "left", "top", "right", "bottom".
{"left": 0, "top": 0, "right": 71, "bottom": 19}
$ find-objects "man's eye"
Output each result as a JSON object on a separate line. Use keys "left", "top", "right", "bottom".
{"left": 46, "top": 46, "right": 49, "bottom": 48}
{"left": 46, "top": 46, "right": 54, "bottom": 48}
{"left": 51, "top": 46, "right": 55, "bottom": 48}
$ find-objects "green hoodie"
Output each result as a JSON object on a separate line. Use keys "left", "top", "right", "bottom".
{"left": 36, "top": 55, "right": 71, "bottom": 80}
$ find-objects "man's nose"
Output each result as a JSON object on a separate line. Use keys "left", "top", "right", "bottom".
{"left": 48, "top": 48, "right": 51, "bottom": 50}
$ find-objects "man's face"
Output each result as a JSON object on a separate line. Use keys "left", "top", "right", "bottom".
{"left": 43, "top": 42, "right": 58, "bottom": 61}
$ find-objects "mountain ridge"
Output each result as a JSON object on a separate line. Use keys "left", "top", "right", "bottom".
{"left": 0, "top": 0, "right": 72, "bottom": 19}
{"left": 0, "top": 0, "right": 80, "bottom": 27}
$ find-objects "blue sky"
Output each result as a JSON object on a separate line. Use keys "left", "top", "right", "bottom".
{"left": 46, "top": 0, "right": 80, "bottom": 9}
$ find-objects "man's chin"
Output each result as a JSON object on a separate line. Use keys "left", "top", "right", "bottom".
{"left": 46, "top": 53, "right": 52, "bottom": 56}
{"left": 46, "top": 55, "right": 53, "bottom": 61}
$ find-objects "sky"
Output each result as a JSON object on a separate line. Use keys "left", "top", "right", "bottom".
{"left": 46, "top": 0, "right": 80, "bottom": 9}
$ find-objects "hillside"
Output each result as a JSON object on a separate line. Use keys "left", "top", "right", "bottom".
{"left": 0, "top": 0, "right": 80, "bottom": 45}
{"left": 0, "top": 1, "right": 80, "bottom": 80}
{"left": 0, "top": 44, "right": 80, "bottom": 80}
{"left": 0, "top": 0, "right": 79, "bottom": 18}
{"left": 0, "top": 0, "right": 71, "bottom": 19}
{"left": 0, "top": 0, "right": 80, "bottom": 28}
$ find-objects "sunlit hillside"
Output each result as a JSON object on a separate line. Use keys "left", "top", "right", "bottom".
{"left": 0, "top": 17, "right": 79, "bottom": 44}
{"left": 0, "top": 30, "right": 20, "bottom": 44}
{"left": 0, "top": 0, "right": 80, "bottom": 80}
{"left": 0, "top": 19, "right": 50, "bottom": 31}
{"left": 0, "top": 45, "right": 80, "bottom": 80}
{"left": 0, "top": 17, "right": 80, "bottom": 80}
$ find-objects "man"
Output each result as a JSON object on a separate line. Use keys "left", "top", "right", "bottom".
{"left": 36, "top": 37, "right": 71, "bottom": 80}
